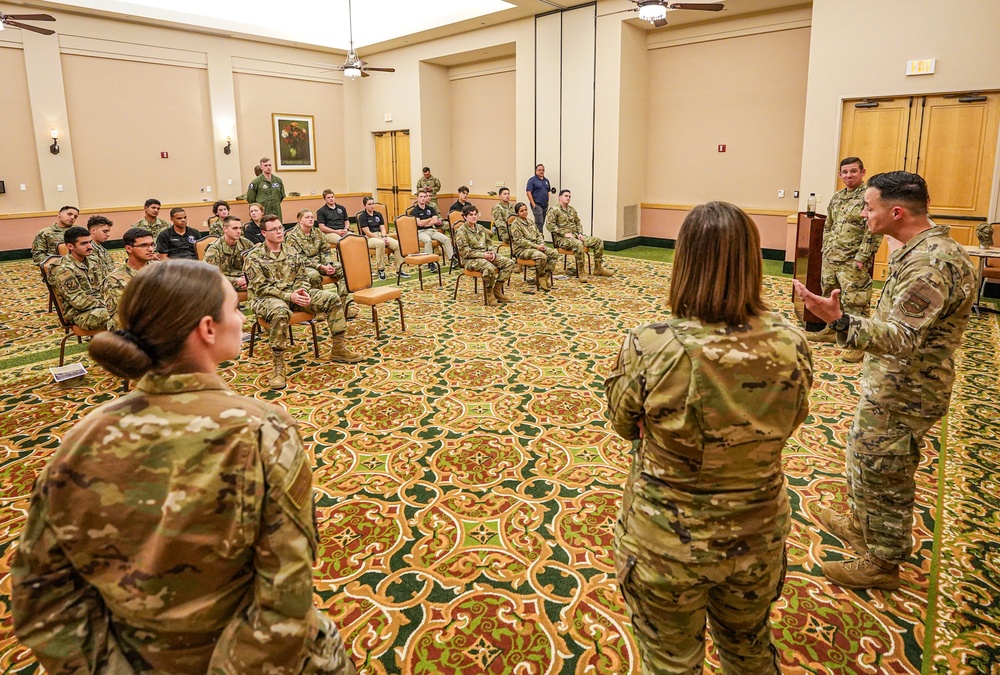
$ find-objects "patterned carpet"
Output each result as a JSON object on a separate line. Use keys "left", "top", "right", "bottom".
{"left": 0, "top": 254, "right": 997, "bottom": 674}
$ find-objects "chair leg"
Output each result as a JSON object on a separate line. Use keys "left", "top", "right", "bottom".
{"left": 288, "top": 324, "right": 295, "bottom": 346}
{"left": 473, "top": 277, "right": 478, "bottom": 294}
{"left": 418, "top": 266, "right": 425, "bottom": 291}
{"left": 309, "top": 321, "right": 320, "bottom": 358}
{"left": 59, "top": 332, "right": 71, "bottom": 367}
{"left": 372, "top": 306, "right": 380, "bottom": 340}
{"left": 436, "top": 261, "right": 443, "bottom": 287}
{"left": 121, "top": 378, "right": 130, "bottom": 393}
{"left": 482, "top": 282, "right": 488, "bottom": 306}
{"left": 397, "top": 298, "right": 406, "bottom": 333}
{"left": 587, "top": 252, "right": 592, "bottom": 275}
{"left": 453, "top": 275, "right": 462, "bottom": 300}
{"left": 248, "top": 321, "right": 257, "bottom": 357}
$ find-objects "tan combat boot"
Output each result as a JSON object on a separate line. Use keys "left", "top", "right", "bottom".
{"left": 538, "top": 272, "right": 551, "bottom": 291}
{"left": 807, "top": 327, "right": 837, "bottom": 343}
{"left": 269, "top": 351, "right": 287, "bottom": 390}
{"left": 842, "top": 349, "right": 865, "bottom": 364}
{"left": 592, "top": 262, "right": 613, "bottom": 277}
{"left": 821, "top": 552, "right": 900, "bottom": 590}
{"left": 329, "top": 333, "right": 363, "bottom": 363}
{"left": 494, "top": 283, "right": 512, "bottom": 304}
{"left": 818, "top": 507, "right": 867, "bottom": 553}
{"left": 484, "top": 285, "right": 499, "bottom": 307}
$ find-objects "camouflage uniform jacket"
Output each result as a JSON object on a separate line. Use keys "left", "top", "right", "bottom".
{"left": 509, "top": 217, "right": 546, "bottom": 258}
{"left": 205, "top": 236, "right": 255, "bottom": 286}
{"left": 132, "top": 217, "right": 171, "bottom": 239}
{"left": 245, "top": 245, "right": 312, "bottom": 303}
{"left": 101, "top": 262, "right": 143, "bottom": 320}
{"left": 207, "top": 217, "right": 224, "bottom": 238}
{"left": 823, "top": 184, "right": 883, "bottom": 264}
{"left": 839, "top": 224, "right": 975, "bottom": 418}
{"left": 91, "top": 242, "right": 116, "bottom": 280}
{"left": 606, "top": 313, "right": 813, "bottom": 563}
{"left": 284, "top": 225, "right": 340, "bottom": 276}
{"left": 545, "top": 205, "right": 583, "bottom": 239}
{"left": 415, "top": 176, "right": 441, "bottom": 201}
{"left": 31, "top": 223, "right": 70, "bottom": 265}
{"left": 455, "top": 222, "right": 494, "bottom": 262}
{"left": 492, "top": 202, "right": 515, "bottom": 235}
{"left": 50, "top": 255, "right": 107, "bottom": 322}
{"left": 11, "top": 372, "right": 324, "bottom": 673}
{"left": 245, "top": 174, "right": 286, "bottom": 218}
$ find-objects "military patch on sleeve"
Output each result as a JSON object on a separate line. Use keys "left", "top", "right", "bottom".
{"left": 900, "top": 291, "right": 931, "bottom": 318}
{"left": 285, "top": 459, "right": 313, "bottom": 511}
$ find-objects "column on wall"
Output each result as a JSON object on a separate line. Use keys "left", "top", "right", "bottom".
{"left": 206, "top": 49, "right": 242, "bottom": 197}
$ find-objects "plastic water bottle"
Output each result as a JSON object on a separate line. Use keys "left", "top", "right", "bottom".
{"left": 806, "top": 193, "right": 817, "bottom": 217}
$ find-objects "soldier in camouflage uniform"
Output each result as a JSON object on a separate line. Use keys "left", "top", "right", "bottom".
{"left": 415, "top": 166, "right": 442, "bottom": 213}
{"left": 607, "top": 202, "right": 813, "bottom": 674}
{"left": 206, "top": 200, "right": 231, "bottom": 238}
{"left": 245, "top": 215, "right": 362, "bottom": 389}
{"left": 975, "top": 220, "right": 996, "bottom": 248}
{"left": 545, "top": 189, "right": 613, "bottom": 282}
{"left": 12, "top": 260, "right": 356, "bottom": 674}
{"left": 101, "top": 227, "right": 156, "bottom": 321}
{"left": 205, "top": 216, "right": 254, "bottom": 291}
{"left": 31, "top": 205, "right": 79, "bottom": 265}
{"left": 492, "top": 187, "right": 516, "bottom": 244}
{"left": 246, "top": 158, "right": 286, "bottom": 218}
{"left": 87, "top": 215, "right": 117, "bottom": 280}
{"left": 795, "top": 171, "right": 975, "bottom": 590}
{"left": 133, "top": 198, "right": 171, "bottom": 239}
{"left": 810, "top": 158, "right": 883, "bottom": 363}
{"left": 49, "top": 226, "right": 115, "bottom": 331}
{"left": 284, "top": 210, "right": 357, "bottom": 319}
{"left": 509, "top": 202, "right": 559, "bottom": 291}
{"left": 455, "top": 204, "right": 515, "bottom": 307}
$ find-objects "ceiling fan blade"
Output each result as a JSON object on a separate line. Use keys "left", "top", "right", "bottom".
{"left": 363, "top": 67, "right": 395, "bottom": 73}
{"left": 5, "top": 13, "right": 56, "bottom": 21}
{"left": 5, "top": 20, "right": 56, "bottom": 35}
{"left": 652, "top": 18, "right": 668, "bottom": 27}
{"left": 668, "top": 3, "right": 725, "bottom": 10}
{"left": 360, "top": 70, "right": 370, "bottom": 78}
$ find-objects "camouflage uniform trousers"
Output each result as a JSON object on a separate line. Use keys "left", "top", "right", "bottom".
{"left": 464, "top": 255, "right": 515, "bottom": 287}
{"left": 251, "top": 292, "right": 345, "bottom": 352}
{"left": 515, "top": 246, "right": 560, "bottom": 276}
{"left": 74, "top": 307, "right": 115, "bottom": 331}
{"left": 556, "top": 235, "right": 605, "bottom": 270}
{"left": 615, "top": 520, "right": 786, "bottom": 675}
{"left": 846, "top": 397, "right": 937, "bottom": 565}
{"left": 302, "top": 269, "right": 351, "bottom": 307}
{"left": 821, "top": 260, "right": 873, "bottom": 316}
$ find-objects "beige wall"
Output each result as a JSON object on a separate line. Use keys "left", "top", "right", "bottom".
{"left": 448, "top": 63, "right": 516, "bottom": 194}
{"left": 644, "top": 21, "right": 811, "bottom": 212}
{"left": 800, "top": 0, "right": 1000, "bottom": 220}
{"left": 0, "top": 45, "right": 43, "bottom": 213}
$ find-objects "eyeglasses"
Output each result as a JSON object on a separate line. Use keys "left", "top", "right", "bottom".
{"left": 131, "top": 243, "right": 155, "bottom": 249}
{"left": 263, "top": 228, "right": 284, "bottom": 234}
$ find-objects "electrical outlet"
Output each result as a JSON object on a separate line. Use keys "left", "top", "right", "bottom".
{"left": 468, "top": 180, "right": 473, "bottom": 186}
{"left": 793, "top": 190, "right": 800, "bottom": 198}
{"left": 778, "top": 190, "right": 785, "bottom": 198}
{"left": 227, "top": 179, "right": 233, "bottom": 186}
{"left": 206, "top": 185, "right": 212, "bottom": 193}
{"left": 20, "top": 183, "right": 27, "bottom": 191}
{"left": 311, "top": 190, "right": 316, "bottom": 195}
{"left": 57, "top": 184, "right": 64, "bottom": 192}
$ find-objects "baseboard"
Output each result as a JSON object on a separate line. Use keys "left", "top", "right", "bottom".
{"left": 0, "top": 249, "right": 30, "bottom": 262}
{"left": 604, "top": 237, "right": 785, "bottom": 263}
{"left": 985, "top": 280, "right": 1000, "bottom": 299}
{"left": 783, "top": 261, "right": 794, "bottom": 275}
{"left": 603, "top": 238, "right": 642, "bottom": 252}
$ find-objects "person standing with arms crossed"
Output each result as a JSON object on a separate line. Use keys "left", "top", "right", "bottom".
{"left": 246, "top": 157, "right": 287, "bottom": 219}
{"left": 525, "top": 164, "right": 551, "bottom": 234}
{"left": 794, "top": 171, "right": 975, "bottom": 590}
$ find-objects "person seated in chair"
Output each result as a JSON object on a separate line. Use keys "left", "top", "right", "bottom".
{"left": 32, "top": 205, "right": 80, "bottom": 265}
{"left": 509, "top": 202, "right": 559, "bottom": 292}
{"left": 102, "top": 227, "right": 156, "bottom": 321}
{"left": 50, "top": 226, "right": 115, "bottom": 331}
{"left": 284, "top": 209, "right": 358, "bottom": 319}
{"left": 449, "top": 186, "right": 471, "bottom": 215}
{"left": 245, "top": 215, "right": 363, "bottom": 389}
{"left": 492, "top": 187, "right": 516, "bottom": 244}
{"left": 156, "top": 208, "right": 203, "bottom": 260}
{"left": 244, "top": 203, "right": 266, "bottom": 245}
{"left": 409, "top": 190, "right": 453, "bottom": 272}
{"left": 455, "top": 204, "right": 515, "bottom": 307}
{"left": 132, "top": 199, "right": 171, "bottom": 239}
{"left": 206, "top": 200, "right": 231, "bottom": 237}
{"left": 358, "top": 196, "right": 406, "bottom": 281}
{"left": 205, "top": 216, "right": 254, "bottom": 292}
{"left": 545, "top": 189, "right": 613, "bottom": 283}
{"left": 86, "top": 215, "right": 116, "bottom": 280}
{"left": 316, "top": 190, "right": 352, "bottom": 246}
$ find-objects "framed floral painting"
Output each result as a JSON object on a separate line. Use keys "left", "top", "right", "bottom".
{"left": 272, "top": 114, "right": 316, "bottom": 171}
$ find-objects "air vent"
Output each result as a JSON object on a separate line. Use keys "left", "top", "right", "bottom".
{"left": 624, "top": 204, "right": 639, "bottom": 238}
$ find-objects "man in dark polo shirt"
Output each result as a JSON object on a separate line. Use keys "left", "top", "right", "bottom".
{"left": 409, "top": 190, "right": 453, "bottom": 272}
{"left": 155, "top": 208, "right": 203, "bottom": 259}
{"left": 316, "top": 189, "right": 351, "bottom": 245}
{"left": 525, "top": 163, "right": 552, "bottom": 234}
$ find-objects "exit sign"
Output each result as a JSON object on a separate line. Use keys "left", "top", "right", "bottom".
{"left": 906, "top": 59, "right": 936, "bottom": 76}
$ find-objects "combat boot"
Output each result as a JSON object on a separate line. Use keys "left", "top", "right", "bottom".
{"left": 842, "top": 349, "right": 865, "bottom": 364}
{"left": 818, "top": 507, "right": 867, "bottom": 553}
{"left": 493, "top": 283, "right": 512, "bottom": 304}
{"left": 538, "top": 272, "right": 552, "bottom": 291}
{"left": 345, "top": 304, "right": 360, "bottom": 320}
{"left": 484, "top": 285, "right": 499, "bottom": 307}
{"left": 807, "top": 326, "right": 837, "bottom": 343}
{"left": 822, "top": 552, "right": 900, "bottom": 590}
{"left": 592, "top": 263, "right": 613, "bottom": 277}
{"left": 329, "top": 333, "right": 363, "bottom": 363}
{"left": 269, "top": 351, "right": 287, "bottom": 390}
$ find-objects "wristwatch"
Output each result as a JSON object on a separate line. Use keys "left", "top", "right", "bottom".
{"left": 829, "top": 315, "right": 851, "bottom": 333}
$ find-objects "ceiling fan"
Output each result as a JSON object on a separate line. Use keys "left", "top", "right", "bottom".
{"left": 631, "top": 1, "right": 725, "bottom": 28}
{"left": 0, "top": 11, "right": 56, "bottom": 35}
{"left": 334, "top": 0, "right": 394, "bottom": 78}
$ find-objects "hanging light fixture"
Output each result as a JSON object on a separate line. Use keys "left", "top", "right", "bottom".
{"left": 637, "top": 1, "right": 667, "bottom": 22}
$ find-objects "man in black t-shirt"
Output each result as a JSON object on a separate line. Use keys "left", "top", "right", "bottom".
{"left": 155, "top": 208, "right": 202, "bottom": 259}
{"left": 316, "top": 190, "right": 351, "bottom": 245}
{"left": 409, "top": 190, "right": 453, "bottom": 270}
{"left": 449, "top": 186, "right": 471, "bottom": 214}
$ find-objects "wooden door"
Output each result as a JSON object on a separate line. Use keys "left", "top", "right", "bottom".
{"left": 373, "top": 130, "right": 412, "bottom": 219}
{"left": 394, "top": 131, "right": 412, "bottom": 217}
{"left": 374, "top": 132, "right": 396, "bottom": 216}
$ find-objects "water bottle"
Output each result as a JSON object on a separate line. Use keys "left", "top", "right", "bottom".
{"left": 806, "top": 193, "right": 817, "bottom": 217}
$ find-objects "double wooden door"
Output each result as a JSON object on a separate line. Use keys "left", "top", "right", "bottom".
{"left": 839, "top": 92, "right": 1000, "bottom": 279}
{"left": 374, "top": 130, "right": 411, "bottom": 219}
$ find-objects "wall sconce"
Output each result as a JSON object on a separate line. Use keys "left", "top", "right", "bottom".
{"left": 223, "top": 136, "right": 232, "bottom": 155}
{"left": 50, "top": 129, "right": 60, "bottom": 155}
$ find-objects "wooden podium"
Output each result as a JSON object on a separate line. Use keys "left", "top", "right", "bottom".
{"left": 792, "top": 212, "right": 827, "bottom": 331}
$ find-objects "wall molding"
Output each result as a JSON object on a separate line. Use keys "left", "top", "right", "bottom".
{"left": 232, "top": 55, "right": 342, "bottom": 83}
{"left": 641, "top": 203, "right": 795, "bottom": 218}
{"left": 59, "top": 34, "right": 208, "bottom": 68}
{"left": 448, "top": 56, "right": 516, "bottom": 81}
{"left": 647, "top": 6, "right": 811, "bottom": 51}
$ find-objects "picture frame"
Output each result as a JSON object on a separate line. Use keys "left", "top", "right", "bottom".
{"left": 272, "top": 113, "right": 316, "bottom": 171}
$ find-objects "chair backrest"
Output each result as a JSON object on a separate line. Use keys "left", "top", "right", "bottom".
{"left": 338, "top": 234, "right": 373, "bottom": 293}
{"left": 57, "top": 243, "right": 68, "bottom": 256}
{"left": 374, "top": 202, "right": 389, "bottom": 225}
{"left": 44, "top": 276, "right": 73, "bottom": 330}
{"left": 196, "top": 235, "right": 219, "bottom": 260}
{"left": 448, "top": 211, "right": 464, "bottom": 227}
{"left": 450, "top": 222, "right": 465, "bottom": 266}
{"left": 395, "top": 216, "right": 420, "bottom": 256}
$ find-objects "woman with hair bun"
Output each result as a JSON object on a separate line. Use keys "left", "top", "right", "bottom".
{"left": 12, "top": 260, "right": 356, "bottom": 674}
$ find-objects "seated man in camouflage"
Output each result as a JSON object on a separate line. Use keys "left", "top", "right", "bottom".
{"left": 545, "top": 189, "right": 613, "bottom": 283}
{"left": 86, "top": 215, "right": 116, "bottom": 280}
{"left": 492, "top": 187, "right": 516, "bottom": 244}
{"left": 245, "top": 215, "right": 363, "bottom": 390}
{"left": 205, "top": 215, "right": 254, "bottom": 292}
{"left": 284, "top": 209, "right": 358, "bottom": 319}
{"left": 455, "top": 204, "right": 515, "bottom": 307}
{"left": 49, "top": 226, "right": 115, "bottom": 331}
{"left": 101, "top": 227, "right": 156, "bottom": 321}
{"left": 509, "top": 201, "right": 559, "bottom": 292}
{"left": 133, "top": 198, "right": 171, "bottom": 238}
{"left": 31, "top": 205, "right": 79, "bottom": 265}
